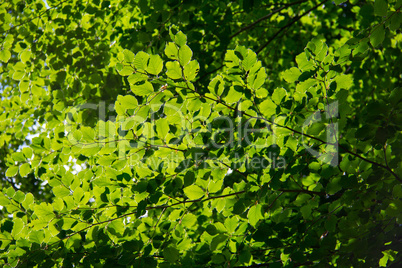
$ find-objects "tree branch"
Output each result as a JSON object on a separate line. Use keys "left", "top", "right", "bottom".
{"left": 230, "top": 0, "right": 308, "bottom": 39}
{"left": 257, "top": 0, "right": 329, "bottom": 54}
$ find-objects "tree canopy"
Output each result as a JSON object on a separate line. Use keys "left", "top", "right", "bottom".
{"left": 1, "top": 0, "right": 402, "bottom": 267}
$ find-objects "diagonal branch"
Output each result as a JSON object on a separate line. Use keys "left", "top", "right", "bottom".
{"left": 257, "top": 0, "right": 329, "bottom": 54}
{"left": 230, "top": 0, "right": 308, "bottom": 39}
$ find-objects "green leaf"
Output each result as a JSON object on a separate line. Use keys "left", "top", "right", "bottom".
{"left": 146, "top": 55, "right": 163, "bottom": 75}
{"left": 134, "top": 51, "right": 150, "bottom": 70}
{"left": 252, "top": 68, "right": 267, "bottom": 90}
{"left": 123, "top": 49, "right": 135, "bottom": 63}
{"left": 370, "top": 25, "right": 385, "bottom": 47}
{"left": 6, "top": 166, "right": 19, "bottom": 177}
{"left": 131, "top": 81, "right": 154, "bottom": 96}
{"left": 334, "top": 74, "right": 353, "bottom": 90}
{"left": 29, "top": 230, "right": 45, "bottom": 244}
{"left": 247, "top": 204, "right": 263, "bottom": 227}
{"left": 165, "top": 42, "right": 179, "bottom": 60}
{"left": 174, "top": 31, "right": 187, "bottom": 47}
{"left": 22, "top": 147, "right": 33, "bottom": 159}
{"left": 181, "top": 214, "right": 197, "bottom": 228}
{"left": 156, "top": 118, "right": 169, "bottom": 140}
{"left": 22, "top": 193, "right": 34, "bottom": 210}
{"left": 12, "top": 152, "right": 25, "bottom": 162}
{"left": 53, "top": 186, "right": 71, "bottom": 198}
{"left": 163, "top": 246, "right": 180, "bottom": 262}
{"left": 224, "top": 87, "right": 243, "bottom": 103}
{"left": 183, "top": 60, "right": 199, "bottom": 81}
{"left": 19, "top": 163, "right": 31, "bottom": 177}
{"left": 178, "top": 45, "right": 192, "bottom": 66}
{"left": 210, "top": 234, "right": 228, "bottom": 251}
{"left": 259, "top": 99, "right": 277, "bottom": 118}
{"left": 120, "top": 95, "right": 138, "bottom": 109}
{"left": 242, "top": 49, "right": 257, "bottom": 71}
{"left": 272, "top": 88, "right": 287, "bottom": 105}
{"left": 117, "top": 65, "right": 135, "bottom": 76}
{"left": 183, "top": 185, "right": 204, "bottom": 200}
{"left": 166, "top": 61, "right": 182, "bottom": 79}
{"left": 11, "top": 218, "right": 24, "bottom": 237}
{"left": 0, "top": 49, "right": 11, "bottom": 62}
{"left": 73, "top": 187, "right": 84, "bottom": 202}
{"left": 374, "top": 0, "right": 388, "bottom": 17}
{"left": 389, "top": 12, "right": 402, "bottom": 31}
{"left": 224, "top": 50, "right": 240, "bottom": 68}
{"left": 20, "top": 50, "right": 31, "bottom": 63}
{"left": 224, "top": 217, "right": 238, "bottom": 233}
{"left": 300, "top": 205, "right": 312, "bottom": 219}
{"left": 296, "top": 52, "right": 315, "bottom": 71}
{"left": 13, "top": 70, "right": 25, "bottom": 80}
{"left": 282, "top": 67, "right": 301, "bottom": 83}
{"left": 34, "top": 203, "right": 55, "bottom": 221}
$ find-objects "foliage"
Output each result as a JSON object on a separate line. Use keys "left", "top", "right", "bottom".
{"left": 1, "top": 0, "right": 402, "bottom": 267}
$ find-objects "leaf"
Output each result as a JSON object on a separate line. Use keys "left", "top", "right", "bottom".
{"left": 53, "top": 186, "right": 71, "bottom": 198}
{"left": 156, "top": 118, "right": 169, "bottom": 140}
{"left": 120, "top": 95, "right": 138, "bottom": 109}
{"left": 224, "top": 87, "right": 243, "bottom": 103}
{"left": 370, "top": 25, "right": 385, "bottom": 47}
{"left": 34, "top": 203, "right": 55, "bottom": 221}
{"left": 183, "top": 60, "right": 199, "bottom": 81}
{"left": 300, "top": 205, "right": 312, "bottom": 219}
{"left": 282, "top": 67, "right": 301, "bottom": 83}
{"left": 210, "top": 234, "right": 228, "bottom": 251}
{"left": 117, "top": 65, "right": 135, "bottom": 76}
{"left": 374, "top": 0, "right": 388, "bottom": 17}
{"left": 208, "top": 75, "right": 224, "bottom": 96}
{"left": 127, "top": 73, "right": 147, "bottom": 84}
{"left": 181, "top": 214, "right": 197, "bottom": 228}
{"left": 165, "top": 42, "right": 179, "bottom": 60}
{"left": 22, "top": 147, "right": 33, "bottom": 159}
{"left": 29, "top": 230, "right": 45, "bottom": 244}
{"left": 19, "top": 163, "right": 31, "bottom": 177}
{"left": 242, "top": 49, "right": 257, "bottom": 71}
{"left": 22, "top": 193, "right": 34, "bottom": 210}
{"left": 13, "top": 70, "right": 25, "bottom": 80}
{"left": 12, "top": 152, "right": 25, "bottom": 162}
{"left": 163, "top": 246, "right": 180, "bottom": 262}
{"left": 224, "top": 50, "right": 240, "bottom": 68}
{"left": 334, "top": 74, "right": 353, "bottom": 90}
{"left": 123, "top": 49, "right": 135, "bottom": 63}
{"left": 20, "top": 50, "right": 31, "bottom": 63}
{"left": 174, "top": 31, "right": 187, "bottom": 47}
{"left": 252, "top": 68, "right": 267, "bottom": 90}
{"left": 296, "top": 52, "right": 315, "bottom": 71}
{"left": 166, "top": 61, "right": 182, "bottom": 80}
{"left": 183, "top": 185, "right": 204, "bottom": 200}
{"left": 224, "top": 217, "right": 238, "bottom": 233}
{"left": 11, "top": 218, "right": 24, "bottom": 237}
{"left": 259, "top": 99, "right": 277, "bottom": 118}
{"left": 0, "top": 49, "right": 11, "bottom": 62}
{"left": 146, "top": 55, "right": 163, "bottom": 75}
{"left": 272, "top": 88, "right": 287, "bottom": 105}
{"left": 389, "top": 12, "right": 402, "bottom": 31}
{"left": 130, "top": 81, "right": 154, "bottom": 96}
{"left": 178, "top": 45, "right": 193, "bottom": 66}
{"left": 247, "top": 204, "right": 263, "bottom": 227}
{"left": 6, "top": 166, "right": 19, "bottom": 177}
{"left": 134, "top": 51, "right": 150, "bottom": 70}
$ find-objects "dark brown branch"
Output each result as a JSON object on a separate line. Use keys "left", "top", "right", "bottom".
{"left": 230, "top": 0, "right": 308, "bottom": 39}
{"left": 0, "top": 0, "right": 69, "bottom": 35}
{"left": 257, "top": 0, "right": 329, "bottom": 54}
